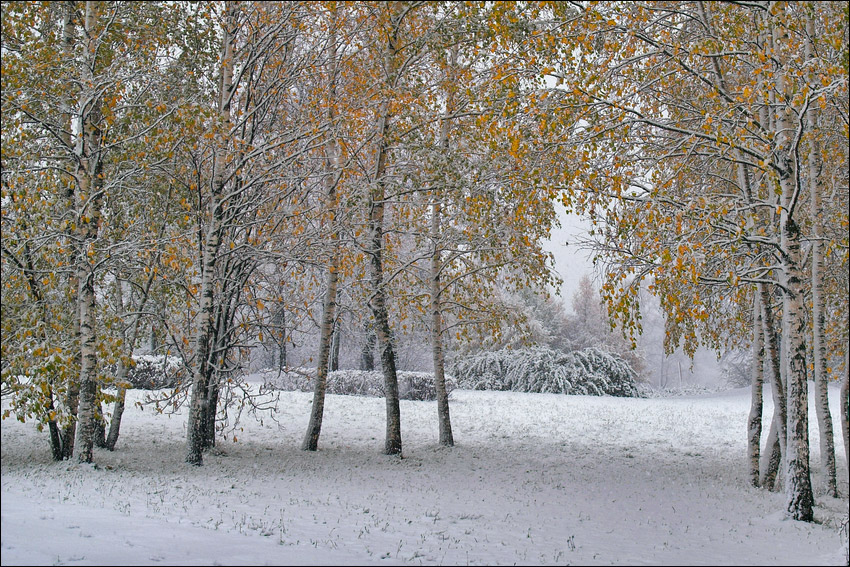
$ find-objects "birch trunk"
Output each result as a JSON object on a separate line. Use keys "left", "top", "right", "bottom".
{"left": 806, "top": 15, "right": 837, "bottom": 497}
{"left": 330, "top": 321, "right": 341, "bottom": 373}
{"left": 302, "top": 253, "right": 339, "bottom": 451}
{"left": 186, "top": 1, "right": 235, "bottom": 466}
{"left": 73, "top": 0, "right": 105, "bottom": 464}
{"left": 73, "top": 161, "right": 103, "bottom": 463}
{"left": 202, "top": 281, "right": 240, "bottom": 451}
{"left": 761, "top": 418, "right": 783, "bottom": 492}
{"left": 748, "top": 294, "right": 764, "bottom": 487}
{"left": 779, "top": 216, "right": 814, "bottom": 521}
{"left": 48, "top": 397, "right": 64, "bottom": 460}
{"left": 185, "top": 143, "right": 224, "bottom": 465}
{"left": 93, "top": 412, "right": 107, "bottom": 449}
{"left": 369, "top": 120, "right": 402, "bottom": 455}
{"left": 430, "top": 198, "right": 453, "bottom": 447}
{"left": 841, "top": 345, "right": 849, "bottom": 474}
{"left": 772, "top": 19, "right": 814, "bottom": 519}
{"left": 760, "top": 285, "right": 785, "bottom": 490}
{"left": 58, "top": 0, "right": 79, "bottom": 461}
{"left": 105, "top": 366, "right": 128, "bottom": 451}
{"left": 74, "top": 267, "right": 99, "bottom": 463}
{"left": 752, "top": 19, "right": 783, "bottom": 492}
{"left": 756, "top": 64, "right": 786, "bottom": 491}
{"left": 365, "top": 7, "right": 403, "bottom": 456}
{"left": 303, "top": 13, "right": 342, "bottom": 452}
{"left": 360, "top": 322, "right": 376, "bottom": 371}
{"left": 106, "top": 264, "right": 156, "bottom": 451}
{"left": 276, "top": 306, "right": 287, "bottom": 371}
{"left": 203, "top": 377, "right": 219, "bottom": 450}
{"left": 430, "top": 59, "right": 456, "bottom": 447}
{"left": 733, "top": 151, "right": 761, "bottom": 487}
{"left": 809, "top": 151, "right": 837, "bottom": 497}
{"left": 61, "top": 305, "right": 80, "bottom": 459}
{"left": 103, "top": 278, "right": 127, "bottom": 451}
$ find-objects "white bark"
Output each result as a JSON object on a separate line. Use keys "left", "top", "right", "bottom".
{"left": 431, "top": 197, "right": 453, "bottom": 447}
{"left": 73, "top": 0, "right": 105, "bottom": 464}
{"left": 58, "top": 0, "right": 79, "bottom": 461}
{"left": 303, "top": 11, "right": 346, "bottom": 452}
{"left": 771, "top": 20, "right": 814, "bottom": 521}
{"left": 430, "top": 46, "right": 457, "bottom": 448}
{"left": 106, "top": 264, "right": 157, "bottom": 451}
{"left": 186, "top": 1, "right": 235, "bottom": 466}
{"left": 366, "top": 6, "right": 403, "bottom": 457}
{"left": 841, "top": 345, "right": 849, "bottom": 474}
{"left": 302, "top": 253, "right": 339, "bottom": 451}
{"left": 748, "top": 294, "right": 764, "bottom": 487}
{"left": 806, "top": 14, "right": 837, "bottom": 498}
{"left": 779, "top": 218, "right": 814, "bottom": 521}
{"left": 74, "top": 267, "right": 98, "bottom": 463}
{"left": 759, "top": 284, "right": 786, "bottom": 491}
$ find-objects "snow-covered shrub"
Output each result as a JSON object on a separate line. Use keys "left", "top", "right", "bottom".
{"left": 446, "top": 349, "right": 512, "bottom": 391}
{"left": 120, "top": 355, "right": 184, "bottom": 390}
{"left": 261, "top": 368, "right": 455, "bottom": 401}
{"left": 395, "top": 371, "right": 457, "bottom": 401}
{"left": 450, "top": 346, "right": 643, "bottom": 397}
{"left": 645, "top": 384, "right": 727, "bottom": 398}
{"left": 258, "top": 368, "right": 314, "bottom": 392}
{"left": 326, "top": 369, "right": 379, "bottom": 397}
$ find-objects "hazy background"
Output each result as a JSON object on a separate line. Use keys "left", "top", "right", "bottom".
{"left": 544, "top": 207, "right": 726, "bottom": 390}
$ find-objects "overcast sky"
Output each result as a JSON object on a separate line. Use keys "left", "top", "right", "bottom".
{"left": 543, "top": 203, "right": 594, "bottom": 307}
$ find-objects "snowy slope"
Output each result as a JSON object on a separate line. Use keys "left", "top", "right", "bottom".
{"left": 2, "top": 381, "right": 847, "bottom": 566}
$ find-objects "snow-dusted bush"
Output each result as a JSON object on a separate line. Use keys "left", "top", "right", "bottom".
{"left": 395, "top": 371, "right": 457, "bottom": 401}
{"left": 450, "top": 346, "right": 643, "bottom": 398}
{"left": 645, "top": 384, "right": 726, "bottom": 398}
{"left": 119, "top": 355, "right": 184, "bottom": 390}
{"left": 260, "top": 368, "right": 455, "bottom": 401}
{"left": 257, "top": 368, "right": 313, "bottom": 392}
{"left": 324, "top": 369, "right": 378, "bottom": 397}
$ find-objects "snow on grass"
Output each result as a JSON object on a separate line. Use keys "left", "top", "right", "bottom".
{"left": 2, "top": 380, "right": 847, "bottom": 566}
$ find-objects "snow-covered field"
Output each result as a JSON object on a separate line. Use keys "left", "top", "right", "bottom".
{"left": 2, "top": 380, "right": 848, "bottom": 566}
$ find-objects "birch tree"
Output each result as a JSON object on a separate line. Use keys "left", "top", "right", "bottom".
{"left": 2, "top": 0, "right": 182, "bottom": 461}
{"left": 540, "top": 1, "right": 847, "bottom": 521}
{"left": 179, "top": 0, "right": 330, "bottom": 464}
{"left": 303, "top": 1, "right": 345, "bottom": 452}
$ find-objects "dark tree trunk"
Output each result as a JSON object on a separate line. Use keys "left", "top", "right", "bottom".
{"left": 93, "top": 408, "right": 107, "bottom": 449}
{"left": 303, "top": 254, "right": 340, "bottom": 452}
{"left": 360, "top": 323, "right": 376, "bottom": 371}
{"left": 330, "top": 319, "right": 341, "bottom": 372}
{"left": 202, "top": 379, "right": 219, "bottom": 450}
{"left": 105, "top": 387, "right": 126, "bottom": 451}
{"left": 48, "top": 394, "right": 64, "bottom": 461}
{"left": 275, "top": 307, "right": 287, "bottom": 371}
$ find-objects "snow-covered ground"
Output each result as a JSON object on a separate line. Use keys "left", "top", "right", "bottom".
{"left": 2, "top": 380, "right": 848, "bottom": 566}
